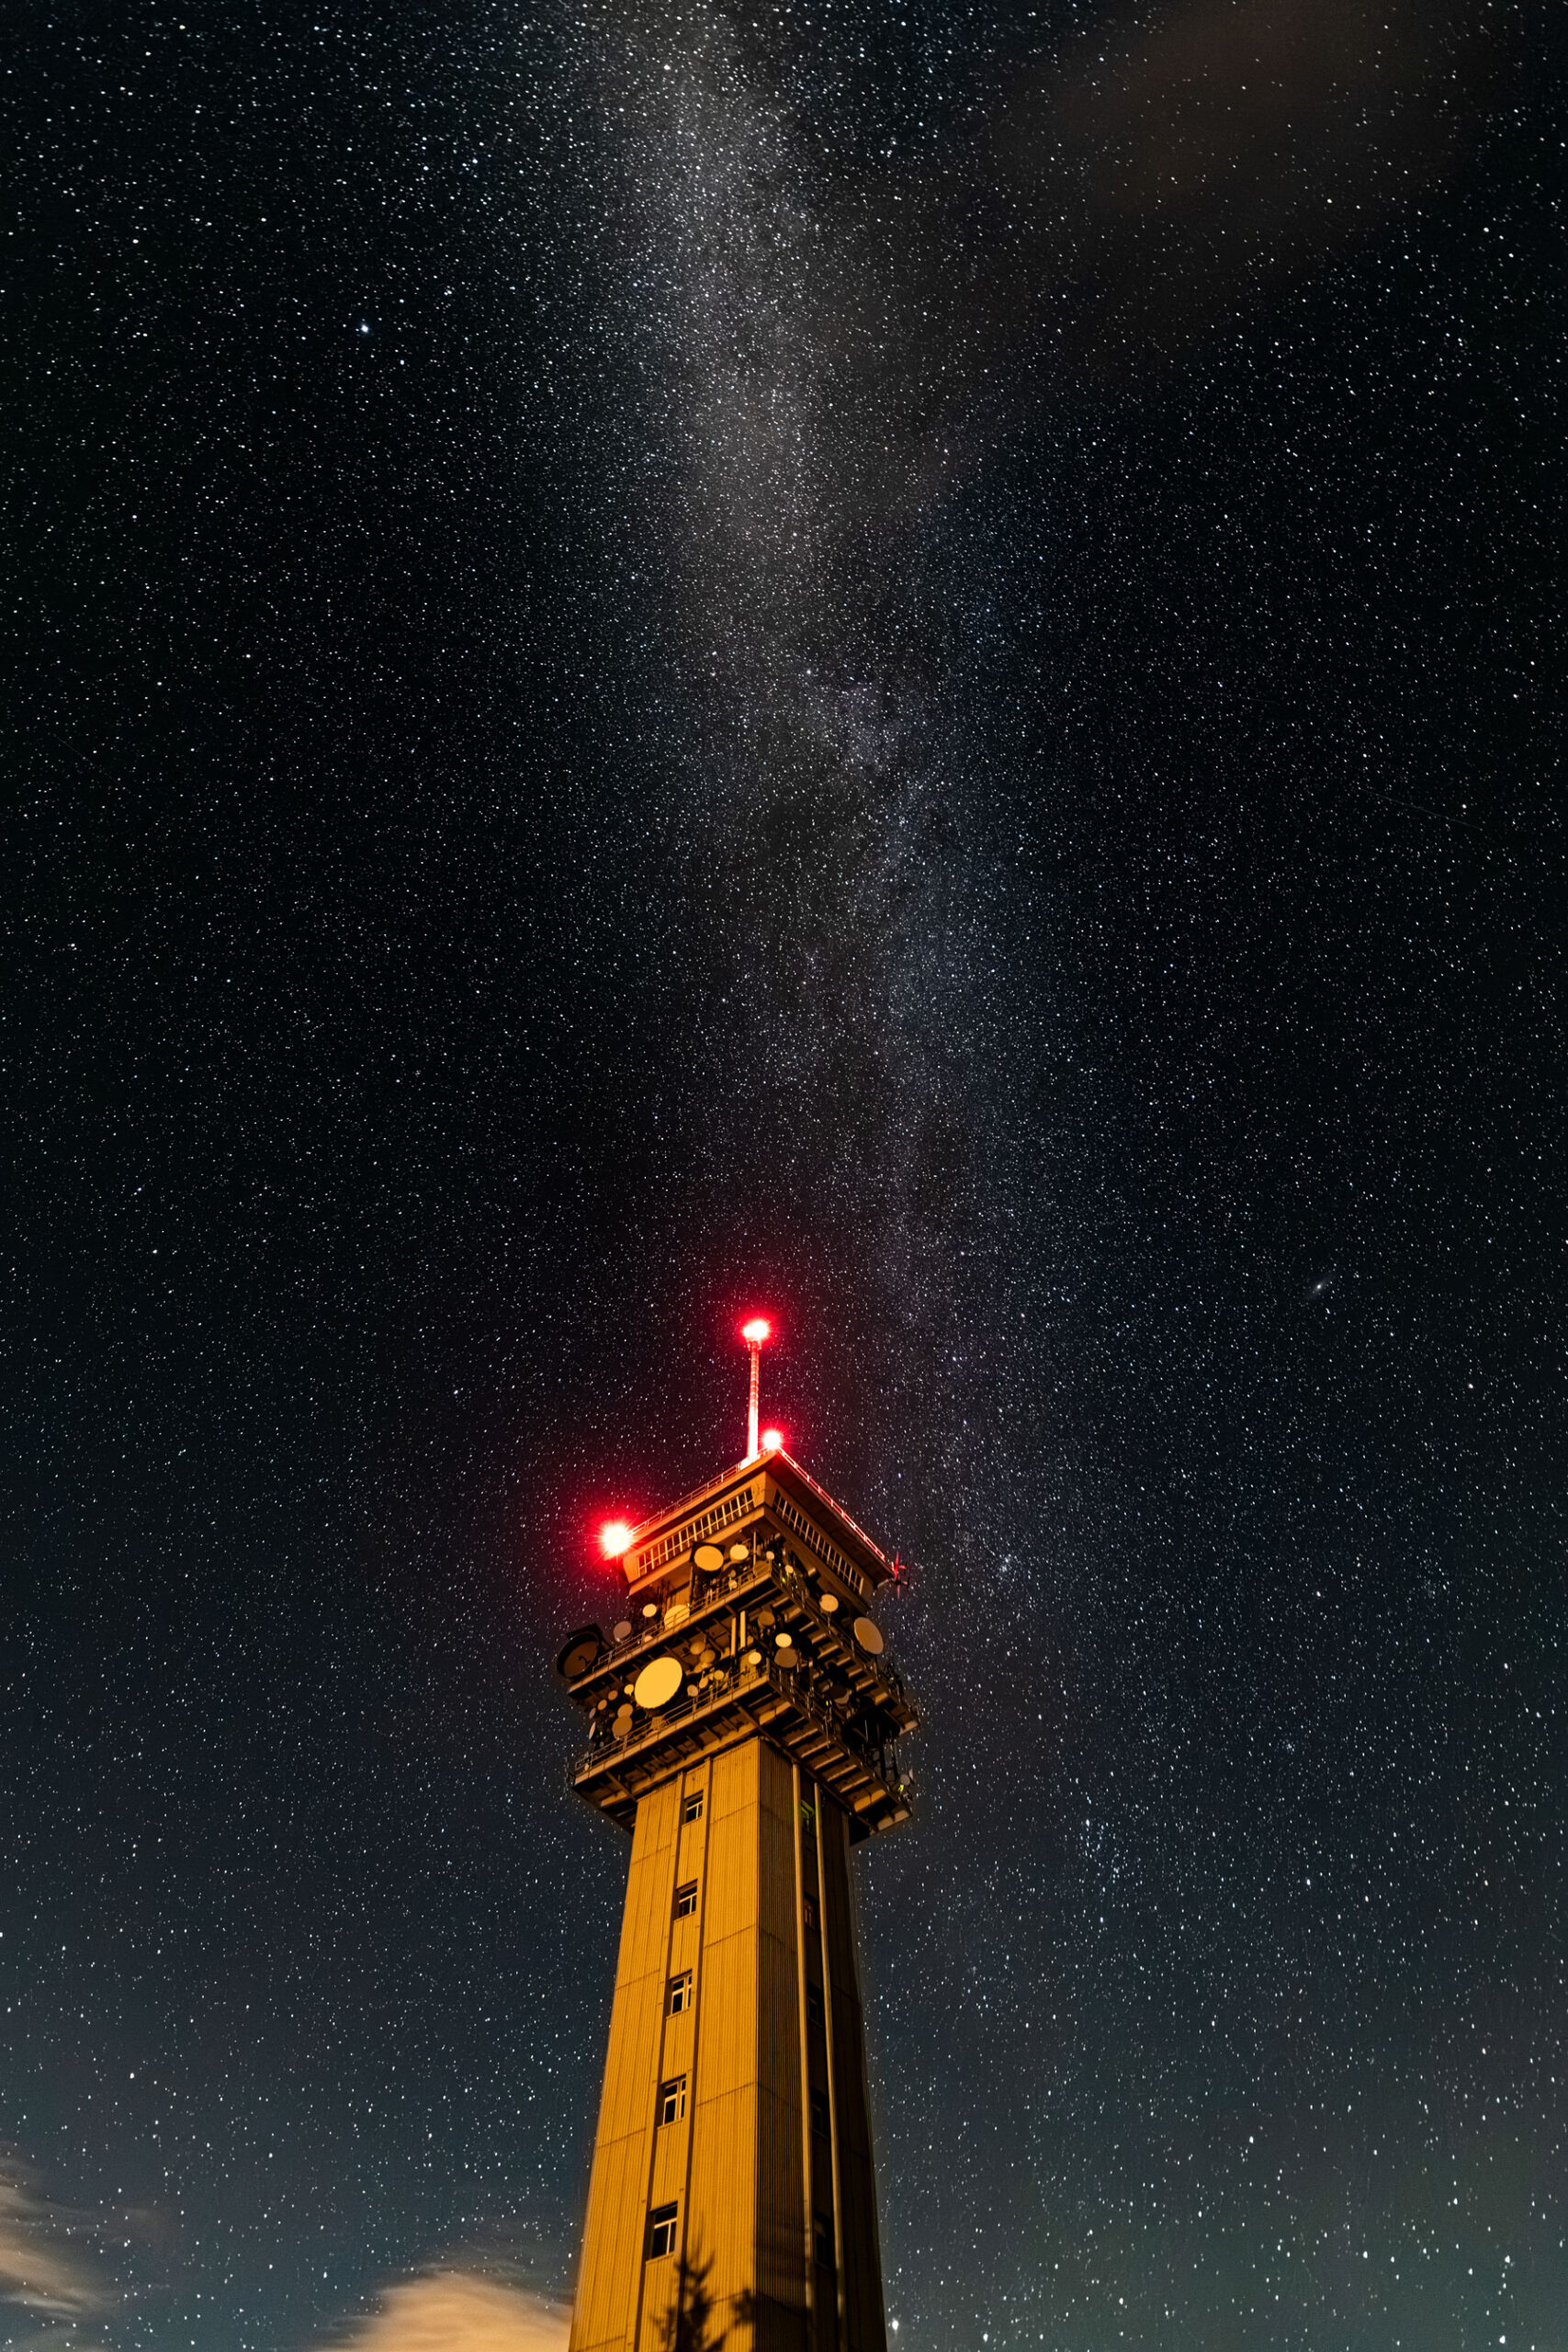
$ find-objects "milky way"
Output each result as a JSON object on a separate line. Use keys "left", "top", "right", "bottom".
{"left": 5, "top": 3, "right": 1566, "bottom": 2349}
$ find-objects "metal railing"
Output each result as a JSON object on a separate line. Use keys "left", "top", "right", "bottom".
{"left": 591, "top": 1550, "right": 909, "bottom": 1714}
{"left": 771, "top": 1558, "right": 911, "bottom": 1714}
{"left": 570, "top": 1652, "right": 915, "bottom": 1811}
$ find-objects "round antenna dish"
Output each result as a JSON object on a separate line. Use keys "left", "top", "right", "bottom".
{"left": 612, "top": 1621, "right": 632, "bottom": 1643}
{"left": 641, "top": 1601, "right": 660, "bottom": 1619}
{"left": 852, "top": 1617, "right": 885, "bottom": 1657}
{"left": 556, "top": 1627, "right": 605, "bottom": 1683}
{"left": 694, "top": 1543, "right": 725, "bottom": 1572}
{"left": 728, "top": 1541, "right": 750, "bottom": 1562}
{"left": 634, "top": 1656, "right": 683, "bottom": 1711}
{"left": 774, "top": 1632, "right": 793, "bottom": 1651}
{"left": 819, "top": 1593, "right": 840, "bottom": 1615}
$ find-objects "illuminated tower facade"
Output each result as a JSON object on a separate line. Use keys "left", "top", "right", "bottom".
{"left": 556, "top": 1412, "right": 916, "bottom": 2352}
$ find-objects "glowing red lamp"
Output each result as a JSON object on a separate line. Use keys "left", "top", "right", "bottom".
{"left": 598, "top": 1520, "right": 634, "bottom": 1559}
{"left": 741, "top": 1317, "right": 771, "bottom": 1345}
{"left": 760, "top": 1428, "right": 784, "bottom": 1454}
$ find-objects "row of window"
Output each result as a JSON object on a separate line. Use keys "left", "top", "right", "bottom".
{"left": 673, "top": 1872, "right": 817, "bottom": 1929}
{"left": 669, "top": 1969, "right": 821, "bottom": 2023}
{"left": 655, "top": 2075, "right": 828, "bottom": 2141}
{"left": 645, "top": 2200, "right": 835, "bottom": 2267}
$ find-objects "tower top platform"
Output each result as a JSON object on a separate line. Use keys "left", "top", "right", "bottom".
{"left": 560, "top": 1446, "right": 916, "bottom": 1840}
{"left": 615, "top": 1446, "right": 897, "bottom": 1596}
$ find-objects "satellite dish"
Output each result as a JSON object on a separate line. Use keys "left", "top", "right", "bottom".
{"left": 818, "top": 1593, "right": 840, "bottom": 1614}
{"left": 612, "top": 1621, "right": 632, "bottom": 1643}
{"left": 685, "top": 1682, "right": 699, "bottom": 1699}
{"left": 754, "top": 1606, "right": 775, "bottom": 1627}
{"left": 614, "top": 1705, "right": 633, "bottom": 1734}
{"left": 555, "top": 1626, "right": 605, "bottom": 1683}
{"left": 774, "top": 1632, "right": 793, "bottom": 1651}
{"left": 642, "top": 1601, "right": 660, "bottom": 1619}
{"left": 635, "top": 1656, "right": 683, "bottom": 1711}
{"left": 744, "top": 1647, "right": 762, "bottom": 1668}
{"left": 852, "top": 1617, "right": 885, "bottom": 1657}
{"left": 728, "top": 1541, "right": 750, "bottom": 1562}
{"left": 694, "top": 1543, "right": 726, "bottom": 1572}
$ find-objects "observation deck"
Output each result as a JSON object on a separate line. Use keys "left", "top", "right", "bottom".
{"left": 557, "top": 1451, "right": 918, "bottom": 1843}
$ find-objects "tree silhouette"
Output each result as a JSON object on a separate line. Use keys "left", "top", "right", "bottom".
{"left": 659, "top": 2248, "right": 721, "bottom": 2352}
{"left": 654, "top": 2249, "right": 770, "bottom": 2352}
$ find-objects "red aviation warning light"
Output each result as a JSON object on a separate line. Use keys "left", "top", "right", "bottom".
{"left": 740, "top": 1317, "right": 773, "bottom": 1460}
{"left": 598, "top": 1520, "right": 635, "bottom": 1559}
{"left": 760, "top": 1428, "right": 784, "bottom": 1453}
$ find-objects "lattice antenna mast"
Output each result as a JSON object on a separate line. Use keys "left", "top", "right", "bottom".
{"left": 741, "top": 1317, "right": 770, "bottom": 1460}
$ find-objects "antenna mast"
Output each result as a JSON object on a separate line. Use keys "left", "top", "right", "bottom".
{"left": 741, "top": 1317, "right": 770, "bottom": 1459}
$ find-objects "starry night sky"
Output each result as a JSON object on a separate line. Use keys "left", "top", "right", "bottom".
{"left": 6, "top": 3, "right": 1567, "bottom": 2348}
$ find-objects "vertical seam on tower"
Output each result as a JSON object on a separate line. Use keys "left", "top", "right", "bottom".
{"left": 817, "top": 1799, "right": 848, "bottom": 2349}
{"left": 792, "top": 1761, "right": 816, "bottom": 2342}
{"left": 629, "top": 1782, "right": 682, "bottom": 2352}
{"left": 840, "top": 1831, "right": 886, "bottom": 2349}
{"left": 675, "top": 1766, "right": 711, "bottom": 2319}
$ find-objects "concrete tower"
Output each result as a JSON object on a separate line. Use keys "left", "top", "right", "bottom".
{"left": 555, "top": 1374, "right": 917, "bottom": 2352}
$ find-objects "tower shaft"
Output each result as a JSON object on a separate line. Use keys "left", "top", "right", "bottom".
{"left": 558, "top": 1452, "right": 916, "bottom": 2352}
{"left": 571, "top": 1741, "right": 883, "bottom": 2352}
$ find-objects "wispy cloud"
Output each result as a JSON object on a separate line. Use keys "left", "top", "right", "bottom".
{"left": 324, "top": 2269, "right": 570, "bottom": 2352}
{"left": 0, "top": 2163, "right": 116, "bottom": 2348}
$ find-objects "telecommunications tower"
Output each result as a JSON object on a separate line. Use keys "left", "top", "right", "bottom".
{"left": 555, "top": 1319, "right": 917, "bottom": 2352}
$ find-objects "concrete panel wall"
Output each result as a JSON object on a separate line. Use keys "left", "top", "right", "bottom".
{"left": 820, "top": 1804, "right": 886, "bottom": 2352}
{"left": 572, "top": 1776, "right": 682, "bottom": 2352}
{"left": 570, "top": 1743, "right": 880, "bottom": 2352}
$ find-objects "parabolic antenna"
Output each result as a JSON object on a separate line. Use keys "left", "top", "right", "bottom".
{"left": 818, "top": 1593, "right": 840, "bottom": 1615}
{"left": 774, "top": 1632, "right": 793, "bottom": 1651}
{"left": 634, "top": 1656, "right": 683, "bottom": 1711}
{"left": 556, "top": 1626, "right": 605, "bottom": 1683}
{"left": 694, "top": 1543, "right": 725, "bottom": 1572}
{"left": 728, "top": 1541, "right": 750, "bottom": 1562}
{"left": 852, "top": 1617, "right": 885, "bottom": 1657}
{"left": 612, "top": 1621, "right": 632, "bottom": 1643}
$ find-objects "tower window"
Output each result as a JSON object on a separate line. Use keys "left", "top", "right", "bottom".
{"left": 668, "top": 1972, "right": 693, "bottom": 2015}
{"left": 807, "top": 1981, "right": 824, "bottom": 2026}
{"left": 810, "top": 2087, "right": 830, "bottom": 2138}
{"left": 659, "top": 2076, "right": 687, "bottom": 2126}
{"left": 802, "top": 1894, "right": 818, "bottom": 1929}
{"left": 682, "top": 1791, "right": 705, "bottom": 1824}
{"left": 813, "top": 2211, "right": 835, "bottom": 2268}
{"left": 647, "top": 2204, "right": 679, "bottom": 2260}
{"left": 673, "top": 1881, "right": 698, "bottom": 1919}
